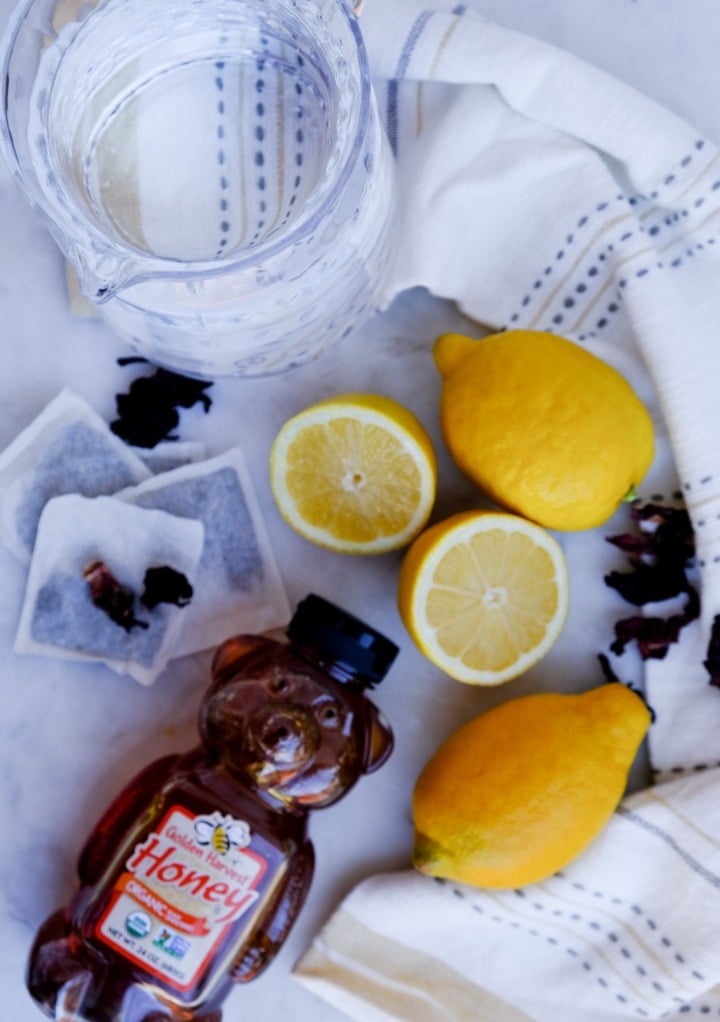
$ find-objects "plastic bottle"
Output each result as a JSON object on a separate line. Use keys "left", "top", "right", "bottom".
{"left": 27, "top": 594, "right": 397, "bottom": 1021}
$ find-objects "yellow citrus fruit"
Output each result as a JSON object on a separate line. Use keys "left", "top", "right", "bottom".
{"left": 269, "top": 393, "right": 437, "bottom": 554}
{"left": 412, "top": 683, "right": 651, "bottom": 889}
{"left": 434, "top": 330, "right": 654, "bottom": 531}
{"left": 397, "top": 510, "right": 569, "bottom": 685}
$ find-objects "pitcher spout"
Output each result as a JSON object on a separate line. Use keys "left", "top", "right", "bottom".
{"left": 71, "top": 249, "right": 143, "bottom": 305}
{"left": 82, "top": 277, "right": 117, "bottom": 304}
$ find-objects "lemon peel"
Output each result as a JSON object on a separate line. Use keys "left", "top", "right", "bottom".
{"left": 434, "top": 330, "right": 655, "bottom": 531}
{"left": 412, "top": 683, "right": 652, "bottom": 888}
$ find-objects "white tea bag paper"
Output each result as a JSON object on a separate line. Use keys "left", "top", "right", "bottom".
{"left": 15, "top": 494, "right": 204, "bottom": 685}
{"left": 134, "top": 440, "right": 207, "bottom": 475}
{"left": 119, "top": 448, "right": 291, "bottom": 657}
{"left": 0, "top": 389, "right": 151, "bottom": 564}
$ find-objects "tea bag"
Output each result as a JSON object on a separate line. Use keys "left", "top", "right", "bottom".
{"left": 134, "top": 441, "right": 207, "bottom": 474}
{"left": 14, "top": 494, "right": 205, "bottom": 685}
{"left": 0, "top": 389, "right": 151, "bottom": 564}
{"left": 119, "top": 448, "right": 291, "bottom": 657}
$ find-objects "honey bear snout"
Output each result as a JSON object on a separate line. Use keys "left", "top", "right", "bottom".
{"left": 249, "top": 705, "right": 320, "bottom": 768}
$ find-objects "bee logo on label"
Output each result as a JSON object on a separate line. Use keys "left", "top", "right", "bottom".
{"left": 193, "top": 813, "right": 251, "bottom": 856}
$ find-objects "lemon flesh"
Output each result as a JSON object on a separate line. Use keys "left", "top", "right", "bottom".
{"left": 434, "top": 330, "right": 655, "bottom": 531}
{"left": 270, "top": 393, "right": 437, "bottom": 554}
{"left": 412, "top": 683, "right": 652, "bottom": 889}
{"left": 398, "top": 510, "right": 569, "bottom": 685}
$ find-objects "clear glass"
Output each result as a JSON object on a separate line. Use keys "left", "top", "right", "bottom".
{"left": 0, "top": 0, "right": 399, "bottom": 377}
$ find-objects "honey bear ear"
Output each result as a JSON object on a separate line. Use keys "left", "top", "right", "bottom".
{"left": 362, "top": 701, "right": 394, "bottom": 774}
{"left": 211, "top": 635, "right": 267, "bottom": 679}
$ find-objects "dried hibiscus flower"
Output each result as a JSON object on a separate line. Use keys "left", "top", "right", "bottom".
{"left": 609, "top": 587, "right": 700, "bottom": 659}
{"left": 605, "top": 502, "right": 694, "bottom": 605}
{"left": 111, "top": 357, "right": 213, "bottom": 449}
{"left": 83, "top": 560, "right": 148, "bottom": 632}
{"left": 141, "top": 566, "right": 194, "bottom": 610}
{"left": 604, "top": 500, "right": 699, "bottom": 662}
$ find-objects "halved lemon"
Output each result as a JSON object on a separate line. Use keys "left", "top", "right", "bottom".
{"left": 398, "top": 511, "right": 569, "bottom": 684}
{"left": 269, "top": 393, "right": 437, "bottom": 554}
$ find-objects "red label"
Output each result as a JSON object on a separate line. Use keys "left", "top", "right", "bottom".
{"left": 95, "top": 806, "right": 268, "bottom": 992}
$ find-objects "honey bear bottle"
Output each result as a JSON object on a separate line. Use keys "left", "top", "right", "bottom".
{"left": 27, "top": 594, "right": 397, "bottom": 1022}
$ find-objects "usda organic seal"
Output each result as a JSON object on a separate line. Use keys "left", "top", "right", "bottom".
{"left": 125, "top": 910, "right": 152, "bottom": 939}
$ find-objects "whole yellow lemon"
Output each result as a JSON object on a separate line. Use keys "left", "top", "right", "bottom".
{"left": 412, "top": 683, "right": 651, "bottom": 889}
{"left": 435, "top": 330, "right": 654, "bottom": 531}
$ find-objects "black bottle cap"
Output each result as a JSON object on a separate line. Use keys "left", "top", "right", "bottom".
{"left": 287, "top": 594, "right": 399, "bottom": 688}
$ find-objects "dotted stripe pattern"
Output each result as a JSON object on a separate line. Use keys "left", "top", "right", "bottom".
{"left": 250, "top": 36, "right": 269, "bottom": 245}
{"left": 211, "top": 33, "right": 307, "bottom": 252}
{"left": 683, "top": 489, "right": 720, "bottom": 570}
{"left": 654, "top": 760, "right": 720, "bottom": 780}
{"left": 432, "top": 874, "right": 709, "bottom": 1018}
{"left": 215, "top": 50, "right": 230, "bottom": 257}
{"left": 506, "top": 139, "right": 720, "bottom": 337}
{"left": 636, "top": 473, "right": 720, "bottom": 575}
{"left": 676, "top": 1003, "right": 720, "bottom": 1016}
{"left": 285, "top": 53, "right": 305, "bottom": 228}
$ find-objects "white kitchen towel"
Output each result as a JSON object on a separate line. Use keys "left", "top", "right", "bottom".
{"left": 357, "top": 1, "right": 720, "bottom": 776}
{"left": 293, "top": 5, "right": 720, "bottom": 1020}
{"left": 296, "top": 770, "right": 720, "bottom": 1021}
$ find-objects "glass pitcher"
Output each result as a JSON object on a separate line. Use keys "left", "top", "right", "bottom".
{"left": 0, "top": 0, "right": 399, "bottom": 377}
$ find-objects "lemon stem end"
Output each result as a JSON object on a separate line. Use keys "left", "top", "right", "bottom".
{"left": 433, "top": 333, "right": 478, "bottom": 378}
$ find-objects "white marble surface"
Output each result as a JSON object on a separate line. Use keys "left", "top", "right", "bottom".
{"left": 1, "top": 2, "right": 719, "bottom": 1021}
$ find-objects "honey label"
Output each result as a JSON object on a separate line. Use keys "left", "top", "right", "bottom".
{"left": 96, "top": 805, "right": 267, "bottom": 991}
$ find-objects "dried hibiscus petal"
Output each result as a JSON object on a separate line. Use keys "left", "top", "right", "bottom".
{"left": 605, "top": 501, "right": 694, "bottom": 606}
{"left": 605, "top": 561, "right": 688, "bottom": 607}
{"left": 111, "top": 357, "right": 213, "bottom": 449}
{"left": 609, "top": 585, "right": 699, "bottom": 659}
{"left": 603, "top": 499, "right": 700, "bottom": 661}
{"left": 626, "top": 500, "right": 694, "bottom": 546}
{"left": 605, "top": 500, "right": 720, "bottom": 690}
{"left": 141, "top": 566, "right": 194, "bottom": 609}
{"left": 703, "top": 615, "right": 720, "bottom": 689}
{"left": 83, "top": 560, "right": 148, "bottom": 632}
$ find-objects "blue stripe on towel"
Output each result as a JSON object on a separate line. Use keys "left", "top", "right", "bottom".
{"left": 617, "top": 806, "right": 720, "bottom": 890}
{"left": 387, "top": 9, "right": 434, "bottom": 156}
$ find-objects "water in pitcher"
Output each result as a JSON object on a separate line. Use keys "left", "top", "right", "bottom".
{"left": 49, "top": 9, "right": 341, "bottom": 261}
{"left": 3, "top": 0, "right": 398, "bottom": 375}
